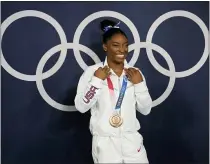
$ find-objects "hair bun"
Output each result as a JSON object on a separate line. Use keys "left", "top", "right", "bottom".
{"left": 100, "top": 19, "right": 117, "bottom": 32}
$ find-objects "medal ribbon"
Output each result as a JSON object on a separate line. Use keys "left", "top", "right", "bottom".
{"left": 107, "top": 75, "right": 128, "bottom": 112}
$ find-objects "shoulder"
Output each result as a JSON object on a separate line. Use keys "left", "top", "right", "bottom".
{"left": 127, "top": 65, "right": 144, "bottom": 74}
{"left": 133, "top": 66, "right": 144, "bottom": 74}
{"left": 80, "top": 62, "right": 103, "bottom": 78}
{"left": 127, "top": 65, "right": 147, "bottom": 81}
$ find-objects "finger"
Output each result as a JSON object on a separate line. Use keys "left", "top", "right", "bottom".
{"left": 125, "top": 70, "right": 132, "bottom": 79}
{"left": 129, "top": 68, "right": 137, "bottom": 76}
{"left": 131, "top": 68, "right": 140, "bottom": 76}
{"left": 127, "top": 68, "right": 134, "bottom": 77}
{"left": 124, "top": 68, "right": 129, "bottom": 74}
{"left": 124, "top": 68, "right": 128, "bottom": 73}
{"left": 102, "top": 66, "right": 108, "bottom": 72}
{"left": 98, "top": 67, "right": 103, "bottom": 71}
{"left": 133, "top": 68, "right": 141, "bottom": 76}
{"left": 104, "top": 71, "right": 111, "bottom": 78}
{"left": 104, "top": 66, "right": 110, "bottom": 73}
{"left": 105, "top": 66, "right": 110, "bottom": 72}
{"left": 103, "top": 65, "right": 109, "bottom": 70}
{"left": 107, "top": 68, "right": 111, "bottom": 74}
{"left": 126, "top": 72, "right": 132, "bottom": 80}
{"left": 105, "top": 70, "right": 110, "bottom": 76}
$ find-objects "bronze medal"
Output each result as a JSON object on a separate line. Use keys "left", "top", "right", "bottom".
{"left": 109, "top": 113, "right": 123, "bottom": 128}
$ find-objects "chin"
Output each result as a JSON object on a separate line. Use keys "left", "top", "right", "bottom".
{"left": 114, "top": 58, "right": 125, "bottom": 64}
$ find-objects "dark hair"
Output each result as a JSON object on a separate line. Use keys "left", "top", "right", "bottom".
{"left": 100, "top": 19, "right": 127, "bottom": 43}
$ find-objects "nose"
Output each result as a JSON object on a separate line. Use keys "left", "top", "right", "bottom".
{"left": 120, "top": 46, "right": 125, "bottom": 53}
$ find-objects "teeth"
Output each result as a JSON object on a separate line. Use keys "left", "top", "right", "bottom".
{"left": 116, "top": 55, "right": 124, "bottom": 58}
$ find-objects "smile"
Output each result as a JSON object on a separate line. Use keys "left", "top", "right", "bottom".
{"left": 116, "top": 55, "right": 125, "bottom": 58}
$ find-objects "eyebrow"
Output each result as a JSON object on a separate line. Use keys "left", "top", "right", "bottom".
{"left": 112, "top": 41, "right": 128, "bottom": 44}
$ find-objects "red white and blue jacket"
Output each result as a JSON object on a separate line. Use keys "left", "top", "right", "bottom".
{"left": 74, "top": 58, "right": 152, "bottom": 137}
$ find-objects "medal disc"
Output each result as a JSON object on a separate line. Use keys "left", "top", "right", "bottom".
{"left": 109, "top": 114, "right": 123, "bottom": 128}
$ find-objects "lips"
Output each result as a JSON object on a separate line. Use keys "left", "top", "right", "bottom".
{"left": 116, "top": 55, "right": 125, "bottom": 59}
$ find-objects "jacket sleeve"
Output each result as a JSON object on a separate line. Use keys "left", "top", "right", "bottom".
{"left": 74, "top": 67, "right": 103, "bottom": 113}
{"left": 134, "top": 70, "right": 153, "bottom": 115}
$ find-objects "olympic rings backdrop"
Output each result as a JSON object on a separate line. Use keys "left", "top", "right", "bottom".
{"left": 1, "top": 2, "right": 209, "bottom": 164}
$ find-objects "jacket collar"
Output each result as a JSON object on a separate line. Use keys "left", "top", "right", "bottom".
{"left": 103, "top": 56, "right": 130, "bottom": 69}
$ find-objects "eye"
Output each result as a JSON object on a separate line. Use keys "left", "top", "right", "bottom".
{"left": 124, "top": 44, "right": 128, "bottom": 48}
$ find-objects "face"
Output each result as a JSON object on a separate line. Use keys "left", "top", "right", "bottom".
{"left": 103, "top": 33, "right": 128, "bottom": 64}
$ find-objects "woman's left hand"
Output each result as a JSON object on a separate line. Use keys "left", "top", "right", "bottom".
{"left": 124, "top": 68, "right": 143, "bottom": 84}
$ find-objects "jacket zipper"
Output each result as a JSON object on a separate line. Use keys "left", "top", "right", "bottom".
{"left": 118, "top": 77, "right": 123, "bottom": 160}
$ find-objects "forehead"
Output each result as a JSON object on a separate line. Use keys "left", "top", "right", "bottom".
{"left": 109, "top": 33, "right": 128, "bottom": 43}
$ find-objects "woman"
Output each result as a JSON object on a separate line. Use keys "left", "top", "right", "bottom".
{"left": 74, "top": 19, "right": 152, "bottom": 163}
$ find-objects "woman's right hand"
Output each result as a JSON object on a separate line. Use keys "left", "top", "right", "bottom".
{"left": 94, "top": 66, "right": 111, "bottom": 80}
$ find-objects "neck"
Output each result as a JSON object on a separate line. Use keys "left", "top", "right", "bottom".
{"left": 107, "top": 57, "right": 124, "bottom": 73}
